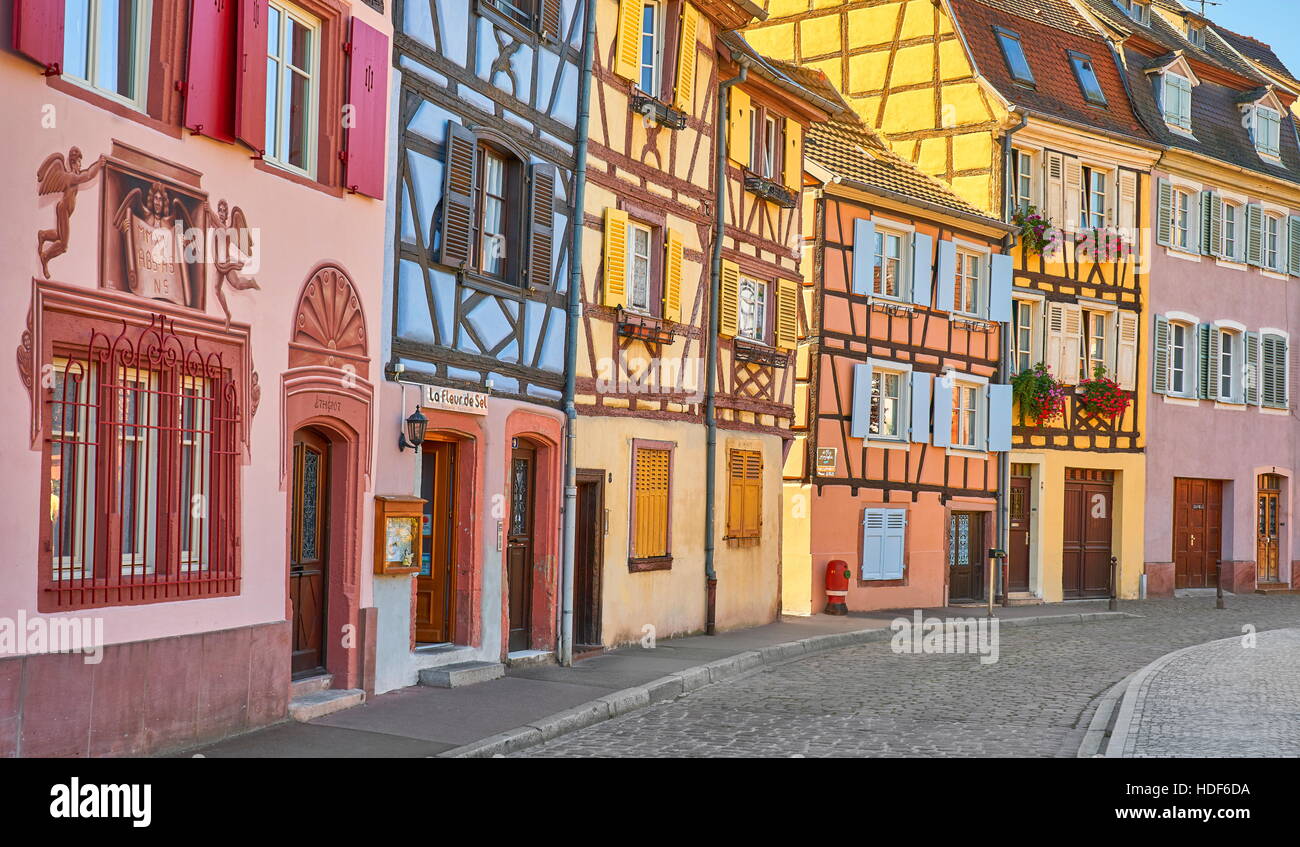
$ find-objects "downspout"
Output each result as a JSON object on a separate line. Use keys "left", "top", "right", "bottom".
{"left": 559, "top": 0, "right": 597, "bottom": 667}
{"left": 705, "top": 57, "right": 748, "bottom": 636}
{"left": 998, "top": 109, "right": 1028, "bottom": 601}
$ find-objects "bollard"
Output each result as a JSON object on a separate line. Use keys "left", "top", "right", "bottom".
{"left": 1108, "top": 555, "right": 1118, "bottom": 611}
{"left": 1216, "top": 559, "right": 1226, "bottom": 610}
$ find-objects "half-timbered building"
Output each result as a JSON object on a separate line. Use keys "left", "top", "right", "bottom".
{"left": 571, "top": 1, "right": 835, "bottom": 646}
{"left": 749, "top": 0, "right": 1161, "bottom": 602}
{"left": 377, "top": 0, "right": 582, "bottom": 685}
{"left": 3, "top": 0, "right": 391, "bottom": 754}
{"left": 783, "top": 70, "right": 1015, "bottom": 613}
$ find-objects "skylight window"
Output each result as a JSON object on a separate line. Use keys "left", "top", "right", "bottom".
{"left": 1069, "top": 52, "right": 1108, "bottom": 106}
{"left": 995, "top": 27, "right": 1035, "bottom": 86}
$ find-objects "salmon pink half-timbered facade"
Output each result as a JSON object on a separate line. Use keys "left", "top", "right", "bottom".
{"left": 2, "top": 0, "right": 391, "bottom": 755}
{"left": 782, "top": 73, "right": 1015, "bottom": 613}
{"left": 571, "top": 0, "right": 835, "bottom": 646}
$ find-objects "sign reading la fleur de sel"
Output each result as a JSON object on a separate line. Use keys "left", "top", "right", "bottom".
{"left": 422, "top": 384, "right": 489, "bottom": 416}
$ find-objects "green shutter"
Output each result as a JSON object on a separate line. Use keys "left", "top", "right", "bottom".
{"left": 1156, "top": 178, "right": 1172, "bottom": 247}
{"left": 1152, "top": 314, "right": 1170, "bottom": 395}
{"left": 1202, "top": 191, "right": 1221, "bottom": 257}
{"left": 1262, "top": 334, "right": 1289, "bottom": 409}
{"left": 1199, "top": 323, "right": 1220, "bottom": 401}
{"left": 1247, "top": 203, "right": 1264, "bottom": 266}
{"left": 1289, "top": 216, "right": 1300, "bottom": 276}
{"left": 1245, "top": 331, "right": 1260, "bottom": 406}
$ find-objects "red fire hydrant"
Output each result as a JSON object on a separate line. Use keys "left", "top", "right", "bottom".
{"left": 824, "top": 559, "right": 850, "bottom": 615}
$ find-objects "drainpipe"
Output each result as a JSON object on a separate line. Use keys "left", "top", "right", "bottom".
{"left": 559, "top": 0, "right": 597, "bottom": 667}
{"left": 998, "top": 109, "right": 1028, "bottom": 601}
{"left": 705, "top": 58, "right": 748, "bottom": 636}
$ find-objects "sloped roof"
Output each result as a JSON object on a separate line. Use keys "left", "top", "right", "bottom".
{"left": 719, "top": 31, "right": 842, "bottom": 115}
{"left": 1076, "top": 0, "right": 1266, "bottom": 81}
{"left": 1215, "top": 27, "right": 1299, "bottom": 84}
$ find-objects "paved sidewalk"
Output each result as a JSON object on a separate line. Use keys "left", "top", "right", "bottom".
{"left": 181, "top": 602, "right": 1107, "bottom": 757}
{"left": 1114, "top": 627, "right": 1300, "bottom": 757}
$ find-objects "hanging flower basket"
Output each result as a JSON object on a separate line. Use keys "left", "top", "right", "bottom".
{"left": 1011, "top": 362, "right": 1067, "bottom": 426}
{"left": 1076, "top": 365, "right": 1131, "bottom": 420}
{"left": 1012, "top": 205, "right": 1054, "bottom": 255}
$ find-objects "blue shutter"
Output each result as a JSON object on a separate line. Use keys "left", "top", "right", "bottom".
{"left": 935, "top": 239, "right": 956, "bottom": 312}
{"left": 850, "top": 362, "right": 874, "bottom": 439}
{"left": 989, "top": 253, "right": 1012, "bottom": 323}
{"left": 861, "top": 509, "right": 884, "bottom": 580}
{"left": 931, "top": 374, "right": 953, "bottom": 447}
{"left": 909, "top": 370, "right": 931, "bottom": 443}
{"left": 852, "top": 218, "right": 876, "bottom": 295}
{"left": 881, "top": 510, "right": 906, "bottom": 580}
{"left": 910, "top": 232, "right": 933, "bottom": 307}
{"left": 987, "top": 384, "right": 1012, "bottom": 452}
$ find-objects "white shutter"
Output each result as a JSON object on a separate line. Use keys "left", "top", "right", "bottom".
{"left": 1044, "top": 152, "right": 1065, "bottom": 227}
{"left": 881, "top": 510, "right": 906, "bottom": 580}
{"left": 1118, "top": 170, "right": 1138, "bottom": 244}
{"left": 1063, "top": 157, "right": 1082, "bottom": 234}
{"left": 861, "top": 509, "right": 885, "bottom": 580}
{"left": 1061, "top": 303, "right": 1083, "bottom": 383}
{"left": 1116, "top": 311, "right": 1138, "bottom": 390}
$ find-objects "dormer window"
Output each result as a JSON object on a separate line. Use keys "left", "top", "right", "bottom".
{"left": 1161, "top": 72, "right": 1193, "bottom": 132}
{"left": 1253, "top": 106, "right": 1282, "bottom": 159}
{"left": 1187, "top": 24, "right": 1206, "bottom": 49}
{"left": 995, "top": 27, "right": 1035, "bottom": 86}
{"left": 1069, "top": 52, "right": 1108, "bottom": 107}
{"left": 1114, "top": 0, "right": 1150, "bottom": 26}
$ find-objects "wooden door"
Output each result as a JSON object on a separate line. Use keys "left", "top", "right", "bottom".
{"left": 1063, "top": 470, "right": 1113, "bottom": 598}
{"left": 416, "top": 440, "right": 457, "bottom": 644}
{"left": 1173, "top": 478, "right": 1222, "bottom": 589}
{"left": 948, "top": 512, "right": 984, "bottom": 602}
{"left": 290, "top": 429, "right": 329, "bottom": 677}
{"left": 574, "top": 471, "right": 604, "bottom": 648}
{"left": 1009, "top": 475, "right": 1031, "bottom": 592}
{"left": 506, "top": 444, "right": 536, "bottom": 653}
{"left": 1257, "top": 475, "right": 1282, "bottom": 583}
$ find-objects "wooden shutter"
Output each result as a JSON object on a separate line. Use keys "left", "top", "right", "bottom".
{"left": 719, "top": 259, "right": 740, "bottom": 337}
{"left": 1200, "top": 324, "right": 1220, "bottom": 401}
{"left": 987, "top": 384, "right": 1012, "bottom": 453}
{"left": 728, "top": 89, "right": 751, "bottom": 167}
{"left": 1152, "top": 314, "right": 1170, "bottom": 395}
{"left": 12, "top": 0, "right": 64, "bottom": 73}
{"left": 726, "top": 449, "right": 763, "bottom": 540}
{"left": 1115, "top": 311, "right": 1138, "bottom": 391}
{"left": 931, "top": 374, "right": 953, "bottom": 448}
{"left": 1247, "top": 203, "right": 1264, "bottom": 266}
{"left": 989, "top": 253, "right": 1013, "bottom": 324}
{"left": 1156, "top": 178, "right": 1173, "bottom": 247}
{"left": 439, "top": 122, "right": 478, "bottom": 268}
{"left": 1289, "top": 216, "right": 1300, "bottom": 276}
{"left": 614, "top": 0, "right": 641, "bottom": 82}
{"left": 1061, "top": 304, "right": 1083, "bottom": 383}
{"left": 1201, "top": 190, "right": 1221, "bottom": 257}
{"left": 934, "top": 239, "right": 956, "bottom": 312}
{"left": 602, "top": 208, "right": 629, "bottom": 308}
{"left": 850, "top": 362, "right": 873, "bottom": 440}
{"left": 185, "top": 0, "right": 239, "bottom": 142}
{"left": 783, "top": 117, "right": 803, "bottom": 193}
{"left": 235, "top": 0, "right": 269, "bottom": 154}
{"left": 662, "top": 228, "right": 684, "bottom": 322}
{"left": 910, "top": 232, "right": 933, "bottom": 307}
{"left": 673, "top": 4, "right": 698, "bottom": 112}
{"left": 1245, "top": 330, "right": 1260, "bottom": 406}
{"left": 527, "top": 164, "right": 557, "bottom": 288}
{"left": 1262, "top": 334, "right": 1289, "bottom": 408}
{"left": 344, "top": 18, "right": 390, "bottom": 199}
{"left": 1044, "top": 152, "right": 1065, "bottom": 227}
{"left": 909, "top": 371, "right": 931, "bottom": 443}
{"left": 632, "top": 447, "right": 671, "bottom": 559}
{"left": 540, "top": 0, "right": 562, "bottom": 38}
{"left": 851, "top": 218, "right": 876, "bottom": 295}
{"left": 775, "top": 279, "right": 799, "bottom": 350}
{"left": 1118, "top": 170, "right": 1138, "bottom": 241}
{"left": 861, "top": 509, "right": 906, "bottom": 581}
{"left": 1063, "top": 157, "right": 1082, "bottom": 232}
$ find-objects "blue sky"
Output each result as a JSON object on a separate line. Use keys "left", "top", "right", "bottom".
{"left": 1200, "top": 0, "right": 1300, "bottom": 73}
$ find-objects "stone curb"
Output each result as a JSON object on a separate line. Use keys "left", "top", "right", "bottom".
{"left": 439, "top": 610, "right": 1138, "bottom": 758}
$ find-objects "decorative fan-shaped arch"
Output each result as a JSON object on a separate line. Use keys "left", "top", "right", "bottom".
{"left": 290, "top": 264, "right": 368, "bottom": 371}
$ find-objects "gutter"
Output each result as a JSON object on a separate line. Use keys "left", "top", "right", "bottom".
{"left": 704, "top": 56, "right": 749, "bottom": 636}
{"left": 559, "top": 0, "right": 597, "bottom": 667}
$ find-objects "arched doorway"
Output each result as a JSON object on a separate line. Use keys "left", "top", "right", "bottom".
{"left": 290, "top": 427, "right": 332, "bottom": 676}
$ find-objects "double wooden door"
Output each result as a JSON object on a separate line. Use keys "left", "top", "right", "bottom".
{"left": 506, "top": 444, "right": 536, "bottom": 653}
{"left": 1063, "top": 471, "right": 1113, "bottom": 598}
{"left": 290, "top": 429, "right": 330, "bottom": 677}
{"left": 1258, "top": 475, "right": 1282, "bottom": 584}
{"left": 948, "top": 512, "right": 985, "bottom": 602}
{"left": 1173, "top": 478, "right": 1222, "bottom": 589}
{"left": 417, "top": 440, "right": 457, "bottom": 644}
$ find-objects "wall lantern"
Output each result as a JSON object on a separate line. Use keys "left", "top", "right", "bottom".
{"left": 398, "top": 407, "right": 429, "bottom": 452}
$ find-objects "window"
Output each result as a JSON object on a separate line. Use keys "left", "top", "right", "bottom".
{"left": 737, "top": 276, "right": 768, "bottom": 342}
{"left": 749, "top": 106, "right": 786, "bottom": 180}
{"left": 485, "top": 0, "right": 538, "bottom": 29}
{"left": 874, "top": 229, "right": 904, "bottom": 298}
{"left": 1254, "top": 107, "right": 1282, "bottom": 158}
{"left": 870, "top": 369, "right": 905, "bottom": 439}
{"left": 265, "top": 0, "right": 321, "bottom": 177}
{"left": 1223, "top": 201, "right": 1240, "bottom": 260}
{"left": 1082, "top": 310, "right": 1110, "bottom": 380}
{"left": 1169, "top": 321, "right": 1189, "bottom": 395}
{"left": 1219, "top": 329, "right": 1237, "bottom": 400}
{"left": 63, "top": 0, "right": 151, "bottom": 107}
{"left": 861, "top": 508, "right": 906, "bottom": 581}
{"left": 1265, "top": 214, "right": 1282, "bottom": 269}
{"left": 630, "top": 442, "right": 672, "bottom": 565}
{"left": 1172, "top": 189, "right": 1193, "bottom": 249}
{"left": 1080, "top": 167, "right": 1107, "bottom": 230}
{"left": 478, "top": 148, "right": 508, "bottom": 277}
{"left": 1014, "top": 150, "right": 1035, "bottom": 212}
{"left": 1187, "top": 24, "right": 1205, "bottom": 49}
{"left": 725, "top": 449, "right": 762, "bottom": 541}
{"left": 1162, "top": 73, "right": 1193, "bottom": 131}
{"left": 996, "top": 28, "right": 1035, "bottom": 86}
{"left": 954, "top": 250, "right": 982, "bottom": 316}
{"left": 951, "top": 382, "right": 981, "bottom": 449}
{"left": 1069, "top": 52, "right": 1108, "bottom": 107}
{"left": 1013, "top": 300, "right": 1036, "bottom": 374}
{"left": 628, "top": 221, "right": 654, "bottom": 313}
{"left": 1113, "top": 0, "right": 1149, "bottom": 25}
{"left": 638, "top": 1, "right": 660, "bottom": 95}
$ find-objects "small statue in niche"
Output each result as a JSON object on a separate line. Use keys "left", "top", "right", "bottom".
{"left": 112, "top": 180, "right": 194, "bottom": 307}
{"left": 198, "top": 199, "right": 260, "bottom": 327}
{"left": 36, "top": 146, "right": 106, "bottom": 279}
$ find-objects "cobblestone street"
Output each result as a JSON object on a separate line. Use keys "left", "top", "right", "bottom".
{"left": 516, "top": 596, "right": 1300, "bottom": 757}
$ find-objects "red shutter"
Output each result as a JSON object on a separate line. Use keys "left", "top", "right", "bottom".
{"left": 12, "top": 0, "right": 64, "bottom": 74}
{"left": 184, "top": 0, "right": 238, "bottom": 142}
{"left": 235, "top": 0, "right": 268, "bottom": 154}
{"left": 343, "top": 17, "right": 389, "bottom": 199}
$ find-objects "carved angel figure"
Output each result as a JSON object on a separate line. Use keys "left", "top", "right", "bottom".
{"left": 36, "top": 147, "right": 106, "bottom": 279}
{"left": 112, "top": 181, "right": 195, "bottom": 305}
{"left": 199, "top": 199, "right": 260, "bottom": 327}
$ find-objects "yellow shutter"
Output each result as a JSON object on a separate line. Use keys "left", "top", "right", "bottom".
{"left": 728, "top": 89, "right": 751, "bottom": 167}
{"left": 663, "top": 228, "right": 684, "bottom": 323}
{"left": 719, "top": 259, "right": 740, "bottom": 337}
{"left": 726, "top": 449, "right": 763, "bottom": 539}
{"left": 614, "top": 0, "right": 641, "bottom": 82}
{"left": 673, "top": 5, "right": 698, "bottom": 112}
{"left": 775, "top": 278, "right": 799, "bottom": 350}
{"left": 603, "top": 207, "right": 629, "bottom": 309}
{"left": 783, "top": 117, "right": 802, "bottom": 193}
{"left": 633, "top": 447, "right": 671, "bottom": 558}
